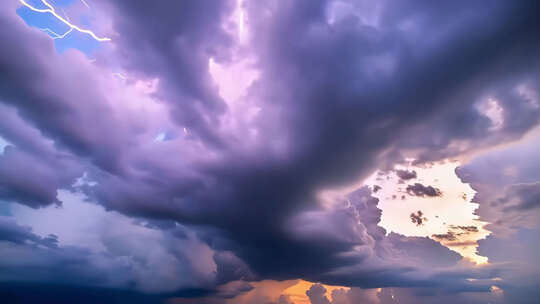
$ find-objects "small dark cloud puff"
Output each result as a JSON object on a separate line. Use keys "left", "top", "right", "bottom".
{"left": 450, "top": 225, "right": 479, "bottom": 233}
{"left": 395, "top": 170, "right": 417, "bottom": 181}
{"left": 406, "top": 183, "right": 443, "bottom": 197}
{"left": 432, "top": 225, "right": 479, "bottom": 242}
{"left": 410, "top": 210, "right": 427, "bottom": 226}
{"left": 432, "top": 231, "right": 458, "bottom": 241}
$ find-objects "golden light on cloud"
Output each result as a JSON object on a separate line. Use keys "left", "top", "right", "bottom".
{"left": 365, "top": 160, "right": 491, "bottom": 264}
{"left": 207, "top": 279, "right": 349, "bottom": 304}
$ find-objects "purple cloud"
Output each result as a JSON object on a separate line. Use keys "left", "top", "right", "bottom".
{"left": 1, "top": 0, "right": 540, "bottom": 303}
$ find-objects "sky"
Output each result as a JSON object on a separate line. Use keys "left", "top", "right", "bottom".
{"left": 0, "top": 0, "right": 539, "bottom": 303}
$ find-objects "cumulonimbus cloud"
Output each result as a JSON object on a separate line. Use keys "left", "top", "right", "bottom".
{"left": 1, "top": 0, "right": 540, "bottom": 303}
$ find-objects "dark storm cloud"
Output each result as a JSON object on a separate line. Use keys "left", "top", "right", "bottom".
{"left": 0, "top": 213, "right": 252, "bottom": 301}
{"left": 1, "top": 0, "right": 540, "bottom": 301}
{"left": 0, "top": 216, "right": 58, "bottom": 247}
{"left": 477, "top": 228, "right": 540, "bottom": 304}
{"left": 174, "top": 0, "right": 538, "bottom": 285}
{"left": 406, "top": 183, "right": 442, "bottom": 197}
{"left": 386, "top": 233, "right": 461, "bottom": 268}
{"left": 0, "top": 104, "right": 84, "bottom": 208}
{"left": 76, "top": 1, "right": 540, "bottom": 288}
{"left": 213, "top": 251, "right": 255, "bottom": 285}
{"left": 0, "top": 219, "right": 127, "bottom": 288}
{"left": 0, "top": 282, "right": 162, "bottom": 304}
{"left": 457, "top": 136, "right": 540, "bottom": 236}
{"left": 0, "top": 281, "right": 224, "bottom": 304}
{"left": 0, "top": 12, "right": 126, "bottom": 174}
{"left": 499, "top": 183, "right": 540, "bottom": 211}
{"left": 396, "top": 170, "right": 417, "bottom": 181}
{"left": 95, "top": 0, "right": 235, "bottom": 147}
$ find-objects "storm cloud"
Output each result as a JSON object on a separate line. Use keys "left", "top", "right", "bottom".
{"left": 1, "top": 0, "right": 540, "bottom": 303}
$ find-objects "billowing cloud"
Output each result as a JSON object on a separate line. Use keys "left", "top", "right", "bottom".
{"left": 1, "top": 0, "right": 540, "bottom": 303}
{"left": 306, "top": 284, "right": 331, "bottom": 304}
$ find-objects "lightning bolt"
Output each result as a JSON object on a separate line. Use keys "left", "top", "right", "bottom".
{"left": 80, "top": 0, "right": 90, "bottom": 9}
{"left": 40, "top": 27, "right": 73, "bottom": 39}
{"left": 39, "top": 27, "right": 60, "bottom": 37}
{"left": 19, "top": 0, "right": 111, "bottom": 42}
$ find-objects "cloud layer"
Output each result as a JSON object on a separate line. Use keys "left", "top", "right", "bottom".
{"left": 1, "top": 0, "right": 540, "bottom": 303}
